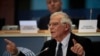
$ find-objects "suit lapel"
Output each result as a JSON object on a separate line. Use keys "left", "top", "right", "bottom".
{"left": 47, "top": 39, "right": 57, "bottom": 56}
{"left": 66, "top": 33, "right": 77, "bottom": 56}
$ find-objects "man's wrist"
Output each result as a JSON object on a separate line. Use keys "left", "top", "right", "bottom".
{"left": 12, "top": 49, "right": 20, "bottom": 56}
{"left": 78, "top": 51, "right": 85, "bottom": 56}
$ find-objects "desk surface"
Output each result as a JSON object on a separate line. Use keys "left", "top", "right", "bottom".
{"left": 0, "top": 29, "right": 100, "bottom": 37}
{"left": 0, "top": 30, "right": 51, "bottom": 37}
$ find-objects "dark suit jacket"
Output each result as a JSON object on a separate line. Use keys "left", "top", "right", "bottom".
{"left": 37, "top": 14, "right": 51, "bottom": 30}
{"left": 38, "top": 33, "right": 94, "bottom": 56}
{"left": 18, "top": 33, "right": 94, "bottom": 56}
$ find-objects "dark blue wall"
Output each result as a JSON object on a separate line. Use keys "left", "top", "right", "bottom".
{"left": 15, "top": 0, "right": 100, "bottom": 25}
{"left": 17, "top": 9, "right": 100, "bottom": 20}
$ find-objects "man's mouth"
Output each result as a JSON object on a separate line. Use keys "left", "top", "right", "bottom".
{"left": 51, "top": 31, "right": 55, "bottom": 34}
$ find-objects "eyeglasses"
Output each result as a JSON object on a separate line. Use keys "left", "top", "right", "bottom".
{"left": 48, "top": 22, "right": 59, "bottom": 27}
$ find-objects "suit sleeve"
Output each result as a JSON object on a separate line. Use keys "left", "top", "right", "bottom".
{"left": 17, "top": 52, "right": 25, "bottom": 56}
{"left": 38, "top": 41, "right": 48, "bottom": 56}
{"left": 79, "top": 37, "right": 94, "bottom": 56}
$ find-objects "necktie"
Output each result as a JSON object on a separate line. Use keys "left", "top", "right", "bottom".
{"left": 57, "top": 43, "right": 63, "bottom": 56}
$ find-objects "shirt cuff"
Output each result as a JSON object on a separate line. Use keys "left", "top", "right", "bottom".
{"left": 12, "top": 49, "right": 20, "bottom": 56}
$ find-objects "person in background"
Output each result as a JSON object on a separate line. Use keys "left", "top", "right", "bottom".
{"left": 4, "top": 12, "right": 94, "bottom": 56}
{"left": 37, "top": 0, "right": 62, "bottom": 30}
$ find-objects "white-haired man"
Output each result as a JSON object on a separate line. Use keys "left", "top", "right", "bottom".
{"left": 5, "top": 12, "right": 93, "bottom": 56}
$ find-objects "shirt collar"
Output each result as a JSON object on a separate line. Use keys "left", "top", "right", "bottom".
{"left": 61, "top": 33, "right": 71, "bottom": 47}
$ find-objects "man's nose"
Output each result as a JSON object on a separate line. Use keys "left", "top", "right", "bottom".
{"left": 51, "top": 1, "right": 54, "bottom": 6}
{"left": 49, "top": 25, "right": 54, "bottom": 30}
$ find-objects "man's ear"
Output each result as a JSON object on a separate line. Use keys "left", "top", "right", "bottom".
{"left": 65, "top": 24, "right": 69, "bottom": 31}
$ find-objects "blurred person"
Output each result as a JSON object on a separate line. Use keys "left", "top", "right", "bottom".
{"left": 37, "top": 0, "right": 62, "bottom": 30}
{"left": 4, "top": 12, "right": 94, "bottom": 56}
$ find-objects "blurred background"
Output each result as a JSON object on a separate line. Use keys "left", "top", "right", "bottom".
{"left": 0, "top": 0, "right": 100, "bottom": 26}
{"left": 0, "top": 0, "right": 100, "bottom": 56}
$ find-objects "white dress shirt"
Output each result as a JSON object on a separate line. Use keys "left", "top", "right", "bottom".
{"left": 55, "top": 33, "right": 71, "bottom": 56}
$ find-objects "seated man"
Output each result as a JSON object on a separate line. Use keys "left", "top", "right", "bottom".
{"left": 4, "top": 12, "right": 94, "bottom": 56}
{"left": 37, "top": 0, "right": 62, "bottom": 30}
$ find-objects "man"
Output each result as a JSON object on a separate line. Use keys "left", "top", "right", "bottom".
{"left": 37, "top": 0, "right": 62, "bottom": 30}
{"left": 4, "top": 12, "right": 93, "bottom": 56}
{"left": 38, "top": 0, "right": 79, "bottom": 30}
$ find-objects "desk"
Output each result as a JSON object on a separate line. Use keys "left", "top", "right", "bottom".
{"left": 0, "top": 30, "right": 100, "bottom": 56}
{"left": 0, "top": 30, "right": 50, "bottom": 56}
{"left": 0, "top": 29, "right": 100, "bottom": 37}
{"left": 0, "top": 29, "right": 100, "bottom": 42}
{"left": 0, "top": 30, "right": 51, "bottom": 37}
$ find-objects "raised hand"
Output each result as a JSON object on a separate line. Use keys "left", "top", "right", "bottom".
{"left": 71, "top": 39, "right": 84, "bottom": 56}
{"left": 4, "top": 39, "right": 18, "bottom": 55}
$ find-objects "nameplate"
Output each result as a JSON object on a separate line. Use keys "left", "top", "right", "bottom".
{"left": 19, "top": 20, "right": 38, "bottom": 33}
{"left": 78, "top": 20, "right": 97, "bottom": 32}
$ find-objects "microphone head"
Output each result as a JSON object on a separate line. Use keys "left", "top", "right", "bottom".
{"left": 43, "top": 47, "right": 49, "bottom": 51}
{"left": 36, "top": 47, "right": 49, "bottom": 56}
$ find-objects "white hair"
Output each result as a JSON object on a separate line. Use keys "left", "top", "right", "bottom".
{"left": 50, "top": 11, "right": 72, "bottom": 30}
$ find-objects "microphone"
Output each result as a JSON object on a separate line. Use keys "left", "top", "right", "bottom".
{"left": 90, "top": 8, "right": 92, "bottom": 19}
{"left": 36, "top": 47, "right": 49, "bottom": 56}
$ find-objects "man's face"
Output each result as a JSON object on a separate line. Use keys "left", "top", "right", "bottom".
{"left": 48, "top": 15, "right": 68, "bottom": 40}
{"left": 46, "top": 0, "right": 62, "bottom": 13}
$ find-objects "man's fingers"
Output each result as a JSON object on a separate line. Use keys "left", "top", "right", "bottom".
{"left": 71, "top": 40, "right": 84, "bottom": 56}
{"left": 72, "top": 39, "right": 77, "bottom": 45}
{"left": 71, "top": 46, "right": 83, "bottom": 55}
{"left": 4, "top": 39, "right": 14, "bottom": 44}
